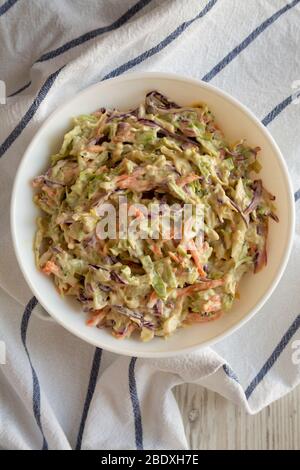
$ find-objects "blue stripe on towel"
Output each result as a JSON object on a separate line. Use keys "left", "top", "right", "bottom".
{"left": 202, "top": 0, "right": 300, "bottom": 82}
{"left": 0, "top": 67, "right": 62, "bottom": 159}
{"left": 0, "top": 0, "right": 18, "bottom": 16}
{"left": 262, "top": 95, "right": 294, "bottom": 126}
{"left": 75, "top": 347, "right": 102, "bottom": 450}
{"left": 129, "top": 357, "right": 143, "bottom": 450}
{"left": 223, "top": 364, "right": 240, "bottom": 383}
{"left": 8, "top": 81, "right": 32, "bottom": 97}
{"left": 245, "top": 315, "right": 300, "bottom": 400}
{"left": 102, "top": 0, "right": 218, "bottom": 80}
{"left": 294, "top": 189, "right": 300, "bottom": 202}
{"left": 21, "top": 296, "right": 48, "bottom": 450}
{"left": 37, "top": 0, "right": 152, "bottom": 63}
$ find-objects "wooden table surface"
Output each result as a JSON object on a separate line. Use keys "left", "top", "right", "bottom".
{"left": 174, "top": 384, "right": 300, "bottom": 450}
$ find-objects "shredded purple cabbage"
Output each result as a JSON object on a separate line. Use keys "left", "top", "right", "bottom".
{"left": 110, "top": 271, "right": 127, "bottom": 284}
{"left": 244, "top": 180, "right": 262, "bottom": 215}
{"left": 145, "top": 90, "right": 181, "bottom": 114}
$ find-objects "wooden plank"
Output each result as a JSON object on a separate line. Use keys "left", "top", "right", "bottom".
{"left": 173, "top": 384, "right": 300, "bottom": 449}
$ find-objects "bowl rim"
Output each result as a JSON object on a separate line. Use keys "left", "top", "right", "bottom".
{"left": 10, "top": 71, "right": 295, "bottom": 357}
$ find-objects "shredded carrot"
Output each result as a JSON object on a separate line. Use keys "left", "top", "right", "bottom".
{"left": 86, "top": 145, "right": 104, "bottom": 152}
{"left": 150, "top": 290, "right": 158, "bottom": 302}
{"left": 117, "top": 180, "right": 132, "bottom": 189}
{"left": 117, "top": 178, "right": 152, "bottom": 191}
{"left": 112, "top": 323, "right": 137, "bottom": 339}
{"left": 147, "top": 290, "right": 158, "bottom": 308}
{"left": 161, "top": 226, "right": 182, "bottom": 241}
{"left": 42, "top": 261, "right": 60, "bottom": 276}
{"left": 177, "top": 279, "right": 224, "bottom": 297}
{"left": 129, "top": 205, "right": 145, "bottom": 219}
{"left": 117, "top": 168, "right": 145, "bottom": 182}
{"left": 102, "top": 243, "right": 109, "bottom": 256}
{"left": 187, "top": 240, "right": 206, "bottom": 277}
{"left": 184, "top": 310, "right": 223, "bottom": 324}
{"left": 43, "top": 186, "right": 56, "bottom": 198}
{"left": 86, "top": 308, "right": 108, "bottom": 327}
{"left": 149, "top": 240, "right": 162, "bottom": 257}
{"left": 135, "top": 209, "right": 144, "bottom": 219}
{"left": 116, "top": 168, "right": 152, "bottom": 191}
{"left": 116, "top": 176, "right": 135, "bottom": 188}
{"left": 116, "top": 174, "right": 130, "bottom": 182}
{"left": 168, "top": 251, "right": 181, "bottom": 264}
{"left": 176, "top": 174, "right": 201, "bottom": 187}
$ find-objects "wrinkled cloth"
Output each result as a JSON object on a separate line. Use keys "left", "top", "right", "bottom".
{"left": 0, "top": 0, "right": 300, "bottom": 450}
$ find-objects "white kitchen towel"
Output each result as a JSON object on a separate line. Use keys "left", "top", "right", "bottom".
{"left": 0, "top": 0, "right": 300, "bottom": 450}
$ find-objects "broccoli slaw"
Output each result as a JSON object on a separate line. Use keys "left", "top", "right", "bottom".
{"left": 32, "top": 91, "right": 278, "bottom": 341}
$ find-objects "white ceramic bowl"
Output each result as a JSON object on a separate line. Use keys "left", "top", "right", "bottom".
{"left": 11, "top": 72, "right": 295, "bottom": 357}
